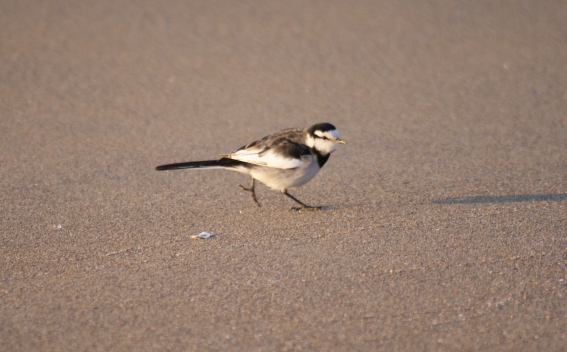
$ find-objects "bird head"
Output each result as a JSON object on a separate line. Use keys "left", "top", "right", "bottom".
{"left": 305, "top": 123, "right": 346, "bottom": 155}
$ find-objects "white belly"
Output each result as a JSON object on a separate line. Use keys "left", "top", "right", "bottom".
{"left": 249, "top": 156, "right": 321, "bottom": 191}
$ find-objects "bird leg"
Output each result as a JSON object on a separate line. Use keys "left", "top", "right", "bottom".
{"left": 282, "top": 190, "right": 322, "bottom": 210}
{"left": 238, "top": 178, "right": 260, "bottom": 207}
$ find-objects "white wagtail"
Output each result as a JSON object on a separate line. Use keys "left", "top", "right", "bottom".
{"left": 156, "top": 123, "right": 346, "bottom": 209}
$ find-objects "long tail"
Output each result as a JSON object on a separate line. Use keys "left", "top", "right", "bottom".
{"left": 155, "top": 158, "right": 246, "bottom": 171}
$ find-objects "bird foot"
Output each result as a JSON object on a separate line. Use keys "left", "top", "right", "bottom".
{"left": 238, "top": 184, "right": 252, "bottom": 192}
{"left": 238, "top": 184, "right": 261, "bottom": 207}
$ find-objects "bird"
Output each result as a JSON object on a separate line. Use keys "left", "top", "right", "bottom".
{"left": 155, "top": 123, "right": 346, "bottom": 210}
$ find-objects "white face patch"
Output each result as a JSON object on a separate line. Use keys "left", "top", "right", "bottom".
{"left": 313, "top": 138, "right": 339, "bottom": 154}
{"left": 315, "top": 129, "right": 339, "bottom": 140}
{"left": 310, "top": 128, "right": 341, "bottom": 155}
{"left": 328, "top": 129, "right": 340, "bottom": 140}
{"left": 314, "top": 129, "right": 340, "bottom": 140}
{"left": 306, "top": 134, "right": 316, "bottom": 148}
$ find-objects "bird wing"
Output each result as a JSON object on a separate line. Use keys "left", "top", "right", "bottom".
{"left": 220, "top": 129, "right": 312, "bottom": 170}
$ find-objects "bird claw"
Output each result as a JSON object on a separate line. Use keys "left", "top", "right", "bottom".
{"left": 238, "top": 183, "right": 261, "bottom": 207}
{"left": 238, "top": 184, "right": 252, "bottom": 192}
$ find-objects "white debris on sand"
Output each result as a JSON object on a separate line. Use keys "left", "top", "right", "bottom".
{"left": 190, "top": 232, "right": 212, "bottom": 240}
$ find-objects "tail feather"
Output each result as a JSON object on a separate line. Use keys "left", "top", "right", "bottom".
{"left": 155, "top": 158, "right": 247, "bottom": 171}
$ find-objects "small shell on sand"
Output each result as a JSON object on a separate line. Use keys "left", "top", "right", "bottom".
{"left": 190, "top": 232, "right": 212, "bottom": 240}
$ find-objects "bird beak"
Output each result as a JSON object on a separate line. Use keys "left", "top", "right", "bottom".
{"left": 336, "top": 139, "right": 346, "bottom": 145}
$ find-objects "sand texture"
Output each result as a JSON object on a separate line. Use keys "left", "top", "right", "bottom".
{"left": 1, "top": 0, "right": 567, "bottom": 350}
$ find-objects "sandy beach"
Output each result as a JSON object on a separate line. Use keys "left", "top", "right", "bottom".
{"left": 1, "top": 0, "right": 566, "bottom": 350}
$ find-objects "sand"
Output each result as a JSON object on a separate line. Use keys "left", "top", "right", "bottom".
{"left": 1, "top": 0, "right": 566, "bottom": 350}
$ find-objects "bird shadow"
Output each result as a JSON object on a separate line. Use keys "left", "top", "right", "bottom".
{"left": 432, "top": 193, "right": 567, "bottom": 204}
